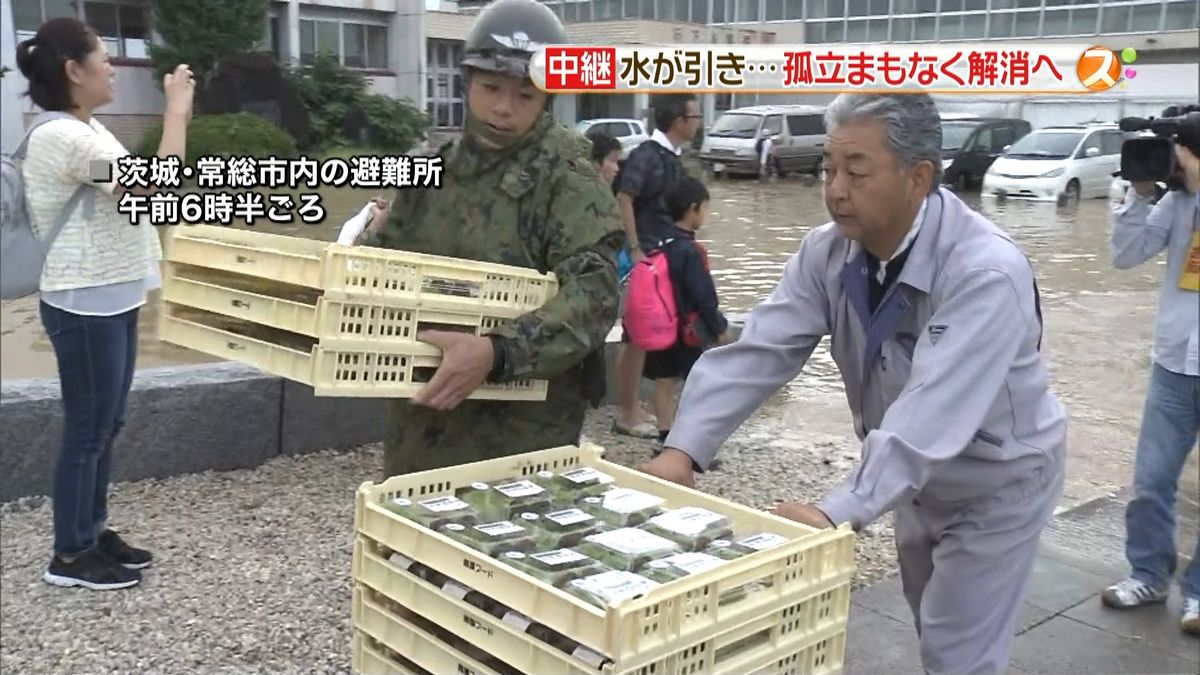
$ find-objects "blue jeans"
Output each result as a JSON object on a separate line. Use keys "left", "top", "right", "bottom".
{"left": 1124, "top": 363, "right": 1200, "bottom": 598}
{"left": 39, "top": 301, "right": 139, "bottom": 558}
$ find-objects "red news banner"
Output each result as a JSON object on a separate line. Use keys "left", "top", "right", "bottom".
{"left": 531, "top": 44, "right": 1119, "bottom": 94}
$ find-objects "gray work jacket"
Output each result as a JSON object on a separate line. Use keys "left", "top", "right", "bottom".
{"left": 668, "top": 187, "right": 1068, "bottom": 530}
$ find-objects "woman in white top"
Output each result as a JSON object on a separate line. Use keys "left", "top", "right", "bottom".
{"left": 16, "top": 17, "right": 194, "bottom": 591}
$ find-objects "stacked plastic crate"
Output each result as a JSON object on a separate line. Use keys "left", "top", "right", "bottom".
{"left": 157, "top": 224, "right": 559, "bottom": 399}
{"left": 351, "top": 443, "right": 857, "bottom": 675}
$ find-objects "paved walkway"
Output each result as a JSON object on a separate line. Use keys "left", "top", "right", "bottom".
{"left": 844, "top": 493, "right": 1200, "bottom": 674}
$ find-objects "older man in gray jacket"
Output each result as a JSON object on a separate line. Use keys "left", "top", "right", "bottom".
{"left": 641, "top": 92, "right": 1067, "bottom": 675}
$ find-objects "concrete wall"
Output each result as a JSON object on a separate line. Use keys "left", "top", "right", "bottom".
{"left": 0, "top": 318, "right": 744, "bottom": 503}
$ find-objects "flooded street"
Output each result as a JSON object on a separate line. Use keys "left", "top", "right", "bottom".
{"left": 2, "top": 178, "right": 1192, "bottom": 510}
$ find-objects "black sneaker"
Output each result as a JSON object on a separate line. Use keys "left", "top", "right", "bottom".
{"left": 98, "top": 530, "right": 153, "bottom": 570}
{"left": 43, "top": 548, "right": 140, "bottom": 590}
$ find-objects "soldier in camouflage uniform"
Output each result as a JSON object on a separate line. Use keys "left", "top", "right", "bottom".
{"left": 356, "top": 0, "right": 624, "bottom": 477}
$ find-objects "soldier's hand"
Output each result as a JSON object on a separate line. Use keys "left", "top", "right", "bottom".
{"left": 638, "top": 448, "right": 696, "bottom": 488}
{"left": 413, "top": 331, "right": 495, "bottom": 411}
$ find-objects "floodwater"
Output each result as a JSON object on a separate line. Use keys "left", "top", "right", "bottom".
{"left": 2, "top": 178, "right": 1193, "bottom": 509}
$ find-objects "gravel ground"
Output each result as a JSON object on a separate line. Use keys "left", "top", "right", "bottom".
{"left": 1, "top": 405, "right": 897, "bottom": 674}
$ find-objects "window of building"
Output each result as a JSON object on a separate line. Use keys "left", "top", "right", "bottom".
{"left": 299, "top": 19, "right": 388, "bottom": 69}
{"left": 915, "top": 15, "right": 938, "bottom": 40}
{"left": 1130, "top": 1, "right": 1165, "bottom": 32}
{"left": 14, "top": 0, "right": 76, "bottom": 43}
{"left": 1014, "top": 9, "right": 1041, "bottom": 35}
{"left": 426, "top": 39, "right": 464, "bottom": 128}
{"left": 765, "top": 0, "right": 783, "bottom": 21}
{"left": 82, "top": 2, "right": 150, "bottom": 59}
{"left": 1165, "top": 0, "right": 1199, "bottom": 31}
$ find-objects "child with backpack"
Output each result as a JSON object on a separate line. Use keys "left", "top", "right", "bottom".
{"left": 625, "top": 176, "right": 731, "bottom": 451}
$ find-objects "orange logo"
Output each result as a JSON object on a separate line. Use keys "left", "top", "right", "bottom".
{"left": 1076, "top": 46, "right": 1121, "bottom": 91}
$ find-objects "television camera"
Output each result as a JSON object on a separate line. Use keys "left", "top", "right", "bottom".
{"left": 1118, "top": 104, "right": 1200, "bottom": 186}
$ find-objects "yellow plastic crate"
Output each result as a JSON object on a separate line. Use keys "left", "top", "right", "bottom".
{"left": 353, "top": 535, "right": 851, "bottom": 675}
{"left": 353, "top": 632, "right": 426, "bottom": 675}
{"left": 164, "top": 224, "right": 558, "bottom": 311}
{"left": 162, "top": 263, "right": 528, "bottom": 347}
{"left": 158, "top": 302, "right": 548, "bottom": 400}
{"left": 353, "top": 443, "right": 855, "bottom": 670}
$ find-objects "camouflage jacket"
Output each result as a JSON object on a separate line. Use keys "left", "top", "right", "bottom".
{"left": 361, "top": 111, "right": 624, "bottom": 386}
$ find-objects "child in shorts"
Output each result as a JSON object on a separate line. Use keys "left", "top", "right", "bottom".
{"left": 643, "top": 176, "right": 732, "bottom": 450}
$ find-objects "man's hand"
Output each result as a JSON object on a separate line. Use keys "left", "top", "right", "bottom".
{"left": 1176, "top": 144, "right": 1200, "bottom": 194}
{"left": 638, "top": 448, "right": 696, "bottom": 488}
{"left": 771, "top": 501, "right": 834, "bottom": 529}
{"left": 412, "top": 331, "right": 495, "bottom": 411}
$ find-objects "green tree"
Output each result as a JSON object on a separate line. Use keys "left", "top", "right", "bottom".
{"left": 289, "top": 54, "right": 429, "bottom": 154}
{"left": 147, "top": 0, "right": 269, "bottom": 101}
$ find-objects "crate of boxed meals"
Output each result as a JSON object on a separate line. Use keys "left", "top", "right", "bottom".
{"left": 156, "top": 225, "right": 558, "bottom": 400}
{"left": 351, "top": 443, "right": 855, "bottom": 674}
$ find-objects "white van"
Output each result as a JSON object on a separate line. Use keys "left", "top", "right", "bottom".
{"left": 981, "top": 123, "right": 1129, "bottom": 202}
{"left": 699, "top": 104, "right": 827, "bottom": 177}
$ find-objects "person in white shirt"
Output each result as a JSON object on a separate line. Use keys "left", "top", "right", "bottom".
{"left": 612, "top": 95, "right": 702, "bottom": 442}
{"left": 1102, "top": 132, "right": 1200, "bottom": 637}
{"left": 16, "top": 17, "right": 194, "bottom": 592}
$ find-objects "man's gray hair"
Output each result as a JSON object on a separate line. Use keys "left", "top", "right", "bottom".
{"left": 824, "top": 93, "right": 944, "bottom": 193}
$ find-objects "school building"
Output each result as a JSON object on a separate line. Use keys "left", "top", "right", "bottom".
{"left": 2, "top": 0, "right": 1197, "bottom": 153}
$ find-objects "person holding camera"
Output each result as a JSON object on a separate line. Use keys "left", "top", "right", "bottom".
{"left": 1102, "top": 138, "right": 1200, "bottom": 637}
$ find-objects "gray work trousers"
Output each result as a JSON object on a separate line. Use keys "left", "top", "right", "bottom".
{"left": 894, "top": 457, "right": 1065, "bottom": 675}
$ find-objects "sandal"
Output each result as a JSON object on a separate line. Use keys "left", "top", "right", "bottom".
{"left": 612, "top": 419, "right": 659, "bottom": 439}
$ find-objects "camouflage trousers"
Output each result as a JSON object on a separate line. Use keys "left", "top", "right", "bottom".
{"left": 382, "top": 380, "right": 589, "bottom": 478}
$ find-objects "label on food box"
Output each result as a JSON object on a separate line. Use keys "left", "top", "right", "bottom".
{"left": 391, "top": 498, "right": 412, "bottom": 507}
{"left": 388, "top": 552, "right": 415, "bottom": 570}
{"left": 545, "top": 508, "right": 594, "bottom": 527}
{"left": 475, "top": 521, "right": 524, "bottom": 537}
{"left": 502, "top": 610, "right": 532, "bottom": 631}
{"left": 445, "top": 523, "right": 466, "bottom": 532}
{"left": 739, "top": 533, "right": 789, "bottom": 551}
{"left": 572, "top": 646, "right": 607, "bottom": 668}
{"left": 504, "top": 551, "right": 527, "bottom": 560}
{"left": 531, "top": 549, "right": 589, "bottom": 568}
{"left": 520, "top": 513, "right": 540, "bottom": 522}
{"left": 600, "top": 488, "right": 664, "bottom": 515}
{"left": 587, "top": 528, "right": 675, "bottom": 556}
{"left": 661, "top": 552, "right": 725, "bottom": 575}
{"left": 420, "top": 496, "right": 471, "bottom": 513}
{"left": 570, "top": 571, "right": 659, "bottom": 605}
{"left": 561, "top": 467, "right": 614, "bottom": 485}
{"left": 442, "top": 580, "right": 471, "bottom": 600}
{"left": 471, "top": 482, "right": 490, "bottom": 490}
{"left": 710, "top": 539, "right": 731, "bottom": 549}
{"left": 649, "top": 507, "right": 725, "bottom": 536}
{"left": 494, "top": 480, "right": 545, "bottom": 499}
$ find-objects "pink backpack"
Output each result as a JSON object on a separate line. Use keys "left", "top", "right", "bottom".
{"left": 623, "top": 240, "right": 678, "bottom": 351}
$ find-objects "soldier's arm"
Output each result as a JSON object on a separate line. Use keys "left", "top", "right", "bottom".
{"left": 487, "top": 162, "right": 624, "bottom": 382}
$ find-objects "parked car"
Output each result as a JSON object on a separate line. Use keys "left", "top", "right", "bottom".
{"left": 981, "top": 123, "right": 1129, "bottom": 202}
{"left": 699, "top": 104, "right": 827, "bottom": 177}
{"left": 574, "top": 118, "right": 649, "bottom": 155}
{"left": 941, "top": 117, "right": 1032, "bottom": 190}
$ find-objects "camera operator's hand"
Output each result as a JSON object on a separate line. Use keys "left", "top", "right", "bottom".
{"left": 1176, "top": 144, "right": 1200, "bottom": 194}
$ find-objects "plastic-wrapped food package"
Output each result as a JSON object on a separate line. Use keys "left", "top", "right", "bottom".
{"left": 703, "top": 539, "right": 749, "bottom": 561}
{"left": 384, "top": 495, "right": 482, "bottom": 530}
{"left": 578, "top": 487, "right": 666, "bottom": 528}
{"left": 521, "top": 508, "right": 609, "bottom": 549}
{"left": 566, "top": 570, "right": 661, "bottom": 608}
{"left": 641, "top": 552, "right": 748, "bottom": 605}
{"left": 439, "top": 519, "right": 537, "bottom": 557}
{"left": 499, "top": 548, "right": 609, "bottom": 587}
{"left": 641, "top": 507, "right": 734, "bottom": 551}
{"left": 577, "top": 527, "right": 680, "bottom": 572}
{"left": 533, "top": 467, "right": 616, "bottom": 507}
{"left": 732, "top": 532, "right": 790, "bottom": 554}
{"left": 459, "top": 480, "right": 553, "bottom": 521}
